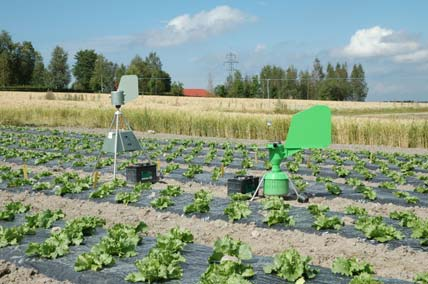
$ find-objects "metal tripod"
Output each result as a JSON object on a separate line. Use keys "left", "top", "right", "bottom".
{"left": 92, "top": 106, "right": 134, "bottom": 180}
{"left": 250, "top": 173, "right": 307, "bottom": 202}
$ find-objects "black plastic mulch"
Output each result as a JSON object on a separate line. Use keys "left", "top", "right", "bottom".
{"left": 0, "top": 214, "right": 411, "bottom": 284}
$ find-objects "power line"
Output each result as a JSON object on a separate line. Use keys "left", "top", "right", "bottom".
{"left": 259, "top": 77, "right": 365, "bottom": 81}
{"left": 224, "top": 52, "right": 238, "bottom": 77}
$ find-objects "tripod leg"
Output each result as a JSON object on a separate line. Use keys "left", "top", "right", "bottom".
{"left": 113, "top": 110, "right": 120, "bottom": 179}
{"left": 117, "top": 112, "right": 126, "bottom": 153}
{"left": 122, "top": 112, "right": 148, "bottom": 161}
{"left": 92, "top": 113, "right": 116, "bottom": 177}
{"left": 122, "top": 111, "right": 150, "bottom": 161}
{"left": 250, "top": 174, "right": 265, "bottom": 201}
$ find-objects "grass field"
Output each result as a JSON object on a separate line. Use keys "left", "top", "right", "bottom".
{"left": 1, "top": 91, "right": 427, "bottom": 148}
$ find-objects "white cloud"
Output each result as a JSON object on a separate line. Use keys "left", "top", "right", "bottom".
{"left": 254, "top": 43, "right": 266, "bottom": 53}
{"left": 342, "top": 26, "right": 419, "bottom": 57}
{"left": 140, "top": 6, "right": 255, "bottom": 47}
{"left": 66, "top": 6, "right": 255, "bottom": 53}
{"left": 393, "top": 49, "right": 428, "bottom": 63}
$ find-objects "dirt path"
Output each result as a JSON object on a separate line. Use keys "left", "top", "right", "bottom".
{"left": 0, "top": 260, "right": 70, "bottom": 284}
{"left": 1, "top": 190, "right": 427, "bottom": 281}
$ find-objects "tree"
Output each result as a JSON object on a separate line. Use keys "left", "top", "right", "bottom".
{"left": 147, "top": 70, "right": 171, "bottom": 95}
{"left": 214, "top": 84, "right": 227, "bottom": 97}
{"left": 226, "top": 70, "right": 244, "bottom": 97}
{"left": 335, "top": 63, "right": 351, "bottom": 101}
{"left": 127, "top": 55, "right": 149, "bottom": 93}
{"left": 12, "top": 41, "right": 36, "bottom": 85}
{"left": 0, "top": 31, "right": 14, "bottom": 86}
{"left": 145, "top": 52, "right": 170, "bottom": 95}
{"left": 127, "top": 53, "right": 171, "bottom": 95}
{"left": 114, "top": 64, "right": 127, "bottom": 86}
{"left": 285, "top": 65, "right": 298, "bottom": 99}
{"left": 0, "top": 30, "right": 14, "bottom": 54}
{"left": 48, "top": 46, "right": 70, "bottom": 89}
{"left": 318, "top": 62, "right": 350, "bottom": 101}
{"left": 310, "top": 58, "right": 324, "bottom": 100}
{"left": 318, "top": 63, "right": 336, "bottom": 100}
{"left": 145, "top": 51, "right": 162, "bottom": 71}
{"left": 0, "top": 52, "right": 11, "bottom": 86}
{"left": 250, "top": 75, "right": 262, "bottom": 98}
{"left": 212, "top": 57, "right": 367, "bottom": 100}
{"left": 90, "top": 54, "right": 115, "bottom": 92}
{"left": 260, "top": 65, "right": 286, "bottom": 99}
{"left": 31, "top": 51, "right": 46, "bottom": 86}
{"left": 350, "top": 64, "right": 368, "bottom": 101}
{"left": 298, "top": 71, "right": 311, "bottom": 100}
{"left": 72, "top": 49, "right": 97, "bottom": 90}
{"left": 171, "top": 81, "right": 183, "bottom": 96}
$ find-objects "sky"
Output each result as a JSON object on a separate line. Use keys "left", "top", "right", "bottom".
{"left": 1, "top": 0, "right": 428, "bottom": 101}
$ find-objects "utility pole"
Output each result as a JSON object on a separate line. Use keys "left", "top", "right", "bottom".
{"left": 224, "top": 52, "right": 238, "bottom": 77}
{"left": 101, "top": 68, "right": 104, "bottom": 93}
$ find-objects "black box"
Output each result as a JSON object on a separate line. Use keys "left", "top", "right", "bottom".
{"left": 227, "top": 175, "right": 259, "bottom": 195}
{"left": 126, "top": 163, "right": 157, "bottom": 183}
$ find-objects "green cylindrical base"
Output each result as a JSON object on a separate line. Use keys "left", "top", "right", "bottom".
{"left": 264, "top": 171, "right": 289, "bottom": 196}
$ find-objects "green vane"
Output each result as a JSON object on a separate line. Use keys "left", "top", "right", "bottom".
{"left": 263, "top": 105, "right": 332, "bottom": 196}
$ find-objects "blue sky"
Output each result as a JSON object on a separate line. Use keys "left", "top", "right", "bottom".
{"left": 2, "top": 0, "right": 428, "bottom": 101}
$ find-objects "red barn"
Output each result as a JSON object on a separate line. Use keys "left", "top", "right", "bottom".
{"left": 182, "top": 89, "right": 212, "bottom": 97}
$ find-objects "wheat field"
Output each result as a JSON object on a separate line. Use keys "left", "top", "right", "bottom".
{"left": 1, "top": 91, "right": 427, "bottom": 148}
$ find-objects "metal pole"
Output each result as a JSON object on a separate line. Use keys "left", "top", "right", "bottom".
{"left": 307, "top": 79, "right": 309, "bottom": 100}
{"left": 113, "top": 110, "right": 120, "bottom": 179}
{"left": 101, "top": 70, "right": 104, "bottom": 93}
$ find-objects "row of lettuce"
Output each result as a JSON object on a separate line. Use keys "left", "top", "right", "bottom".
{"left": 1, "top": 126, "right": 428, "bottom": 181}
{"left": 1, "top": 201, "right": 427, "bottom": 283}
{"left": 1, "top": 143, "right": 428, "bottom": 207}
{"left": 1, "top": 167, "right": 428, "bottom": 248}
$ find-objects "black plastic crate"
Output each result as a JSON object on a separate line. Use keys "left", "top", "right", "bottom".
{"left": 227, "top": 175, "right": 259, "bottom": 195}
{"left": 126, "top": 163, "right": 157, "bottom": 183}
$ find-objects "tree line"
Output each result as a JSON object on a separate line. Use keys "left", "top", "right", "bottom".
{"left": 0, "top": 30, "right": 183, "bottom": 95}
{"left": 214, "top": 58, "right": 368, "bottom": 101}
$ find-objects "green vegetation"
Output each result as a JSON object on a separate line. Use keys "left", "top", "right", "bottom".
{"left": 75, "top": 222, "right": 147, "bottom": 271}
{"left": 150, "top": 196, "right": 174, "bottom": 210}
{"left": 262, "top": 197, "right": 295, "bottom": 227}
{"left": 214, "top": 59, "right": 368, "bottom": 101}
{"left": 224, "top": 200, "right": 251, "bottom": 222}
{"left": 355, "top": 216, "right": 404, "bottom": 243}
{"left": 0, "top": 201, "right": 30, "bottom": 221}
{"left": 414, "top": 272, "right": 428, "bottom": 284}
{"left": 332, "top": 257, "right": 374, "bottom": 277}
{"left": 345, "top": 205, "right": 368, "bottom": 216}
{"left": 326, "top": 183, "right": 342, "bottom": 195}
{"left": 184, "top": 190, "right": 212, "bottom": 214}
{"left": 126, "top": 227, "right": 193, "bottom": 283}
{"left": 115, "top": 191, "right": 140, "bottom": 205}
{"left": 308, "top": 205, "right": 344, "bottom": 230}
{"left": 26, "top": 216, "right": 105, "bottom": 259}
{"left": 200, "top": 235, "right": 254, "bottom": 283}
{"left": 0, "top": 30, "right": 180, "bottom": 94}
{"left": 264, "top": 248, "right": 318, "bottom": 282}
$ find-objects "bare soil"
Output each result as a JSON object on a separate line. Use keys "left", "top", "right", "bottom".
{"left": 0, "top": 259, "right": 70, "bottom": 284}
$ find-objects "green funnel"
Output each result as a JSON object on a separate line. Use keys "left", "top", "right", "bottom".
{"left": 264, "top": 105, "right": 331, "bottom": 196}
